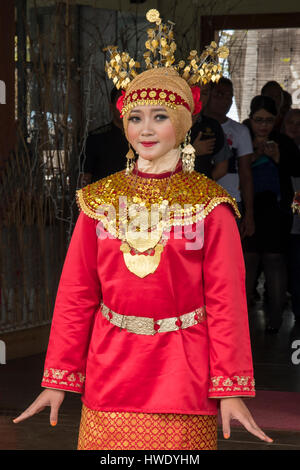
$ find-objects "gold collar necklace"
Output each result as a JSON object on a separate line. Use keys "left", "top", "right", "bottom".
{"left": 119, "top": 156, "right": 180, "bottom": 278}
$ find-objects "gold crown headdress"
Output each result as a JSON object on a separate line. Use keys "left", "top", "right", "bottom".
{"left": 103, "top": 9, "right": 229, "bottom": 91}
{"left": 103, "top": 9, "right": 229, "bottom": 175}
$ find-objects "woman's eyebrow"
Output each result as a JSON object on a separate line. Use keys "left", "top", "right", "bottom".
{"left": 130, "top": 107, "right": 167, "bottom": 114}
{"left": 150, "top": 107, "right": 168, "bottom": 112}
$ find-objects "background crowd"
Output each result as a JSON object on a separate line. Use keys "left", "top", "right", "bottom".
{"left": 80, "top": 78, "right": 300, "bottom": 335}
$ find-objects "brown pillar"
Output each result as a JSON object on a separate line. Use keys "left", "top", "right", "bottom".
{"left": 0, "top": 0, "right": 15, "bottom": 169}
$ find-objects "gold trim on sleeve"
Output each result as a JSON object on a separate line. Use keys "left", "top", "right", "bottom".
{"left": 42, "top": 368, "right": 85, "bottom": 391}
{"left": 208, "top": 375, "right": 255, "bottom": 396}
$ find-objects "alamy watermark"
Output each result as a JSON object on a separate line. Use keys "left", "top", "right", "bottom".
{"left": 94, "top": 198, "right": 205, "bottom": 250}
{"left": 0, "top": 80, "right": 6, "bottom": 104}
{"left": 0, "top": 340, "right": 6, "bottom": 364}
{"left": 99, "top": 453, "right": 203, "bottom": 466}
{"left": 291, "top": 340, "right": 300, "bottom": 365}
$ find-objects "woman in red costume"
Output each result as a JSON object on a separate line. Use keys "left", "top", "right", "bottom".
{"left": 13, "top": 10, "right": 272, "bottom": 450}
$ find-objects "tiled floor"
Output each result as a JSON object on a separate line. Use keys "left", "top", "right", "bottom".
{"left": 1, "top": 296, "right": 300, "bottom": 451}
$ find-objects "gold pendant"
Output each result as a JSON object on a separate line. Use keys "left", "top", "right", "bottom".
{"left": 120, "top": 243, "right": 164, "bottom": 278}
{"left": 125, "top": 229, "right": 162, "bottom": 252}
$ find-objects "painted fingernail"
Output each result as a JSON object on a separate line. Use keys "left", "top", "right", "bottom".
{"left": 224, "top": 433, "right": 230, "bottom": 439}
{"left": 50, "top": 421, "right": 57, "bottom": 427}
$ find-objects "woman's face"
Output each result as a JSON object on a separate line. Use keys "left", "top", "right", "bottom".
{"left": 250, "top": 108, "right": 276, "bottom": 139}
{"left": 127, "top": 106, "right": 176, "bottom": 161}
{"left": 284, "top": 113, "right": 300, "bottom": 141}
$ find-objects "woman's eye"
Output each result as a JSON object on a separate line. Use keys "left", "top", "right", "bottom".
{"left": 128, "top": 116, "right": 140, "bottom": 122}
{"left": 155, "top": 114, "right": 168, "bottom": 121}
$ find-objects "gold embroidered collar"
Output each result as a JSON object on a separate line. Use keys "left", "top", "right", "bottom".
{"left": 76, "top": 168, "right": 240, "bottom": 278}
{"left": 76, "top": 168, "right": 240, "bottom": 237}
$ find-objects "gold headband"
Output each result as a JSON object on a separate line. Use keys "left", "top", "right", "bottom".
{"left": 122, "top": 88, "right": 191, "bottom": 115}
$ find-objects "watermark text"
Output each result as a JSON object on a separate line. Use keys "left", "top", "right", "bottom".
{"left": 0, "top": 340, "right": 6, "bottom": 364}
{"left": 291, "top": 339, "right": 300, "bottom": 365}
{"left": 95, "top": 198, "right": 205, "bottom": 250}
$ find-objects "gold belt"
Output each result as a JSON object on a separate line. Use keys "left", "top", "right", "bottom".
{"left": 100, "top": 302, "right": 206, "bottom": 335}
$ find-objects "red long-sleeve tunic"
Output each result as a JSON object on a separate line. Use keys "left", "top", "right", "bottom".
{"left": 41, "top": 162, "right": 255, "bottom": 415}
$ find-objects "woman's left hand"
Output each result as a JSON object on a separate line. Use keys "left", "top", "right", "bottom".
{"left": 220, "top": 397, "right": 273, "bottom": 443}
{"left": 263, "top": 141, "right": 280, "bottom": 163}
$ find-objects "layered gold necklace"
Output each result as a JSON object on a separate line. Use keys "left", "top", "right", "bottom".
{"left": 119, "top": 159, "right": 179, "bottom": 278}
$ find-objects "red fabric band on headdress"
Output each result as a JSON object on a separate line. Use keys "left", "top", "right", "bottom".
{"left": 116, "top": 86, "right": 202, "bottom": 117}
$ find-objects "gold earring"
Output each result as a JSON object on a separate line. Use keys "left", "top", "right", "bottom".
{"left": 181, "top": 130, "right": 195, "bottom": 173}
{"left": 126, "top": 144, "right": 136, "bottom": 175}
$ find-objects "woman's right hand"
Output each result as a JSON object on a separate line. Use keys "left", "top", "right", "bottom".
{"left": 12, "top": 389, "right": 65, "bottom": 426}
{"left": 193, "top": 132, "right": 216, "bottom": 156}
{"left": 253, "top": 139, "right": 266, "bottom": 159}
{"left": 263, "top": 141, "right": 280, "bottom": 163}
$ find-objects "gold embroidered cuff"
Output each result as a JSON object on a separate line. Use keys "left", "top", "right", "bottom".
{"left": 42, "top": 368, "right": 85, "bottom": 393}
{"left": 208, "top": 375, "right": 255, "bottom": 398}
{"left": 101, "top": 302, "right": 206, "bottom": 335}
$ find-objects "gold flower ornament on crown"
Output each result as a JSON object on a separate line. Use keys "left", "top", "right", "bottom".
{"left": 103, "top": 9, "right": 229, "bottom": 91}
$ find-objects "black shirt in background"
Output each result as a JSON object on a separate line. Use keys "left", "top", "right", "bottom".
{"left": 243, "top": 119, "right": 300, "bottom": 212}
{"left": 191, "top": 113, "right": 225, "bottom": 178}
{"left": 81, "top": 122, "right": 128, "bottom": 183}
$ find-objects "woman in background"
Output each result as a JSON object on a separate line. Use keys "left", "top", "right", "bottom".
{"left": 243, "top": 96, "right": 300, "bottom": 333}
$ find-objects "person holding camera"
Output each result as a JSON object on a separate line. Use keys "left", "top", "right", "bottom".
{"left": 243, "top": 95, "right": 300, "bottom": 333}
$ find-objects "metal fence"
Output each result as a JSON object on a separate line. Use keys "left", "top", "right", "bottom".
{"left": 0, "top": 224, "right": 65, "bottom": 333}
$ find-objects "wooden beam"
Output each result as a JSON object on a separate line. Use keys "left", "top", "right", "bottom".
{"left": 0, "top": 0, "right": 16, "bottom": 169}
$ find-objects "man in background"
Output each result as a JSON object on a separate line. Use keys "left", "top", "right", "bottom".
{"left": 191, "top": 83, "right": 230, "bottom": 181}
{"left": 205, "top": 77, "right": 255, "bottom": 238}
{"left": 261, "top": 81, "right": 285, "bottom": 132}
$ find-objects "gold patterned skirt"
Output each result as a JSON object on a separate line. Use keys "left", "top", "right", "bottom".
{"left": 77, "top": 404, "right": 217, "bottom": 450}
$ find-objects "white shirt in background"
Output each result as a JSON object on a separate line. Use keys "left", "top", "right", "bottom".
{"left": 217, "top": 117, "right": 253, "bottom": 202}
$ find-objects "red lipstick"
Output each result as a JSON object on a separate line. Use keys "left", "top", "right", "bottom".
{"left": 141, "top": 142, "right": 157, "bottom": 147}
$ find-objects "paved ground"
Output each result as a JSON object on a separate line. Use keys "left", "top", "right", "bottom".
{"left": 1, "top": 295, "right": 300, "bottom": 451}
